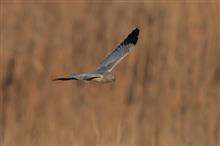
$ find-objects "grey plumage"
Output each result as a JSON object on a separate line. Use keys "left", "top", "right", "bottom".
{"left": 96, "top": 28, "right": 139, "bottom": 72}
{"left": 53, "top": 28, "right": 139, "bottom": 83}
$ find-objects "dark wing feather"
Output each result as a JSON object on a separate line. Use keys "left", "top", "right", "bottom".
{"left": 96, "top": 28, "right": 139, "bottom": 72}
{"left": 52, "top": 73, "right": 102, "bottom": 81}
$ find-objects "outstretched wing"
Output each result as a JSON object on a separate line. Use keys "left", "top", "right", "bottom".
{"left": 52, "top": 73, "right": 102, "bottom": 81}
{"left": 96, "top": 28, "right": 139, "bottom": 72}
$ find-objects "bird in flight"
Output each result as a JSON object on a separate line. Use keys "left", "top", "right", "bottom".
{"left": 53, "top": 28, "right": 139, "bottom": 83}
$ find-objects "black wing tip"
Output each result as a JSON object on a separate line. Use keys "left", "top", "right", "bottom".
{"left": 52, "top": 77, "right": 76, "bottom": 81}
{"left": 52, "top": 77, "right": 67, "bottom": 81}
{"left": 124, "top": 27, "right": 140, "bottom": 45}
{"left": 133, "top": 27, "right": 140, "bottom": 35}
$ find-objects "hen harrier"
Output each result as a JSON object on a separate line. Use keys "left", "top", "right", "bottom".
{"left": 53, "top": 28, "right": 139, "bottom": 83}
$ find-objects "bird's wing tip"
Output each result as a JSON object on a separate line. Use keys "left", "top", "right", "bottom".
{"left": 52, "top": 78, "right": 61, "bottom": 81}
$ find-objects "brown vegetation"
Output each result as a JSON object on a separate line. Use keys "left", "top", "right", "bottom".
{"left": 1, "top": 1, "right": 220, "bottom": 145}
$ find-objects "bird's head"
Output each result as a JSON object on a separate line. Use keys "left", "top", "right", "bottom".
{"left": 106, "top": 72, "right": 115, "bottom": 82}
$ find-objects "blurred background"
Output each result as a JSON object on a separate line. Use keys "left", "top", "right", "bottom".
{"left": 0, "top": 0, "right": 220, "bottom": 145}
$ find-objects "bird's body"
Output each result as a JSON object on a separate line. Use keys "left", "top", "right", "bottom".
{"left": 53, "top": 28, "right": 139, "bottom": 83}
{"left": 89, "top": 72, "right": 115, "bottom": 83}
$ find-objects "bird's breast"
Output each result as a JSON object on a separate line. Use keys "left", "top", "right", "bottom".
{"left": 91, "top": 77, "right": 112, "bottom": 83}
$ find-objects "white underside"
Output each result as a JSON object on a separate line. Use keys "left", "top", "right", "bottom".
{"left": 91, "top": 77, "right": 112, "bottom": 83}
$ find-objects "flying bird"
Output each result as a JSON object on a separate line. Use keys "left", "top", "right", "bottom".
{"left": 53, "top": 28, "right": 139, "bottom": 83}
